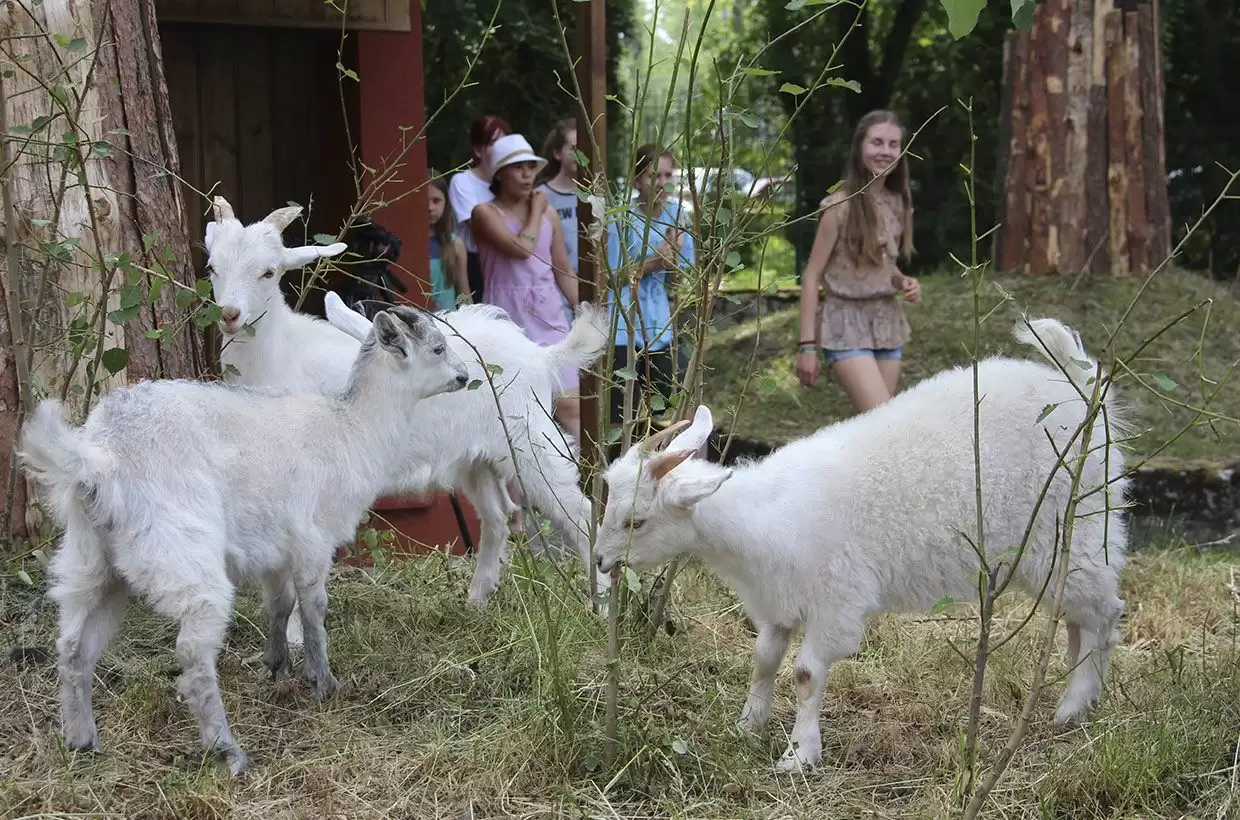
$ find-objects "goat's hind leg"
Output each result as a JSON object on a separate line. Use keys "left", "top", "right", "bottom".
{"left": 48, "top": 542, "right": 128, "bottom": 753}
{"left": 260, "top": 574, "right": 297, "bottom": 681}
{"left": 294, "top": 567, "right": 337, "bottom": 700}
{"left": 461, "top": 468, "right": 514, "bottom": 607}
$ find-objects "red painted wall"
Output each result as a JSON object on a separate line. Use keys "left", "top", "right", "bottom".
{"left": 354, "top": 2, "right": 481, "bottom": 555}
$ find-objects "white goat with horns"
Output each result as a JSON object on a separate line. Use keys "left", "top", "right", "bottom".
{"left": 18, "top": 305, "right": 470, "bottom": 775}
{"left": 204, "top": 197, "right": 610, "bottom": 618}
{"left": 595, "top": 317, "right": 1129, "bottom": 772}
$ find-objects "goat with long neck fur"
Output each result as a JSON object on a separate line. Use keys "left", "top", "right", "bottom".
{"left": 18, "top": 306, "right": 469, "bottom": 776}
{"left": 206, "top": 197, "right": 612, "bottom": 615}
{"left": 595, "top": 318, "right": 1129, "bottom": 772}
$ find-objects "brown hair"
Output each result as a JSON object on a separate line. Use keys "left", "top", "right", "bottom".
{"left": 634, "top": 142, "right": 675, "bottom": 181}
{"left": 836, "top": 109, "right": 915, "bottom": 266}
{"left": 469, "top": 114, "right": 512, "bottom": 165}
{"left": 428, "top": 169, "right": 460, "bottom": 289}
{"left": 535, "top": 118, "right": 576, "bottom": 187}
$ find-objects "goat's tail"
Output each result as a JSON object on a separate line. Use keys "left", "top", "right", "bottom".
{"left": 544, "top": 301, "right": 609, "bottom": 373}
{"left": 1013, "top": 317, "right": 1100, "bottom": 392}
{"left": 17, "top": 400, "right": 109, "bottom": 527}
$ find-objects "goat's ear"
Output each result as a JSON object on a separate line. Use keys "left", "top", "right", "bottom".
{"left": 661, "top": 467, "right": 732, "bottom": 509}
{"left": 649, "top": 448, "right": 695, "bottom": 480}
{"left": 263, "top": 205, "right": 303, "bottom": 231}
{"left": 323, "top": 290, "right": 372, "bottom": 342}
{"left": 281, "top": 242, "right": 348, "bottom": 271}
{"left": 372, "top": 311, "right": 407, "bottom": 358}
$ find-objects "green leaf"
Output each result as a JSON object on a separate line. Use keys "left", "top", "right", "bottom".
{"left": 336, "top": 62, "right": 359, "bottom": 82}
{"left": 932, "top": 595, "right": 956, "bottom": 614}
{"left": 17, "top": 569, "right": 33, "bottom": 587}
{"left": 147, "top": 277, "right": 164, "bottom": 304}
{"left": 758, "top": 376, "right": 779, "bottom": 396}
{"left": 193, "top": 303, "right": 223, "bottom": 329}
{"left": 65, "top": 291, "right": 86, "bottom": 308}
{"left": 118, "top": 282, "right": 143, "bottom": 310}
{"left": 622, "top": 565, "right": 642, "bottom": 593}
{"left": 738, "top": 112, "right": 760, "bottom": 129}
{"left": 1152, "top": 371, "right": 1177, "bottom": 392}
{"left": 485, "top": 363, "right": 504, "bottom": 376}
{"left": 67, "top": 37, "right": 89, "bottom": 52}
{"left": 582, "top": 751, "right": 602, "bottom": 772}
{"left": 615, "top": 366, "right": 638, "bottom": 381}
{"left": 467, "top": 379, "right": 483, "bottom": 390}
{"left": 144, "top": 328, "right": 167, "bottom": 340}
{"left": 940, "top": 0, "right": 987, "bottom": 39}
{"left": 100, "top": 347, "right": 128, "bottom": 375}
{"left": 1071, "top": 357, "right": 1092, "bottom": 371}
{"left": 174, "top": 288, "right": 196, "bottom": 310}
{"left": 107, "top": 305, "right": 140, "bottom": 325}
{"left": 1011, "top": 0, "right": 1036, "bottom": 31}
{"left": 741, "top": 67, "right": 778, "bottom": 77}
{"left": 313, "top": 233, "right": 337, "bottom": 245}
{"left": 784, "top": 0, "right": 806, "bottom": 9}
{"left": 827, "top": 77, "right": 862, "bottom": 94}
{"left": 194, "top": 279, "right": 213, "bottom": 299}
{"left": 725, "top": 251, "right": 742, "bottom": 269}
{"left": 1036, "top": 403, "right": 1060, "bottom": 423}
{"left": 651, "top": 392, "right": 666, "bottom": 412}
{"left": 779, "top": 82, "right": 806, "bottom": 96}
{"left": 671, "top": 738, "right": 689, "bottom": 755}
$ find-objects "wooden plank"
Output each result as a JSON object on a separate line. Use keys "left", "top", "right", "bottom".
{"left": 1122, "top": 10, "right": 1147, "bottom": 273}
{"left": 1043, "top": 0, "right": 1069, "bottom": 273}
{"left": 236, "top": 26, "right": 275, "bottom": 221}
{"left": 155, "top": 0, "right": 409, "bottom": 31}
{"left": 1138, "top": 0, "right": 1170, "bottom": 263}
{"left": 1104, "top": 10, "right": 1129, "bottom": 276}
{"left": 998, "top": 31, "right": 1031, "bottom": 273}
{"left": 1060, "top": 0, "right": 1092, "bottom": 272}
{"left": 160, "top": 24, "right": 205, "bottom": 269}
{"left": 199, "top": 26, "right": 240, "bottom": 213}
{"left": 1086, "top": 82, "right": 1110, "bottom": 273}
{"left": 1027, "top": 5, "right": 1052, "bottom": 274}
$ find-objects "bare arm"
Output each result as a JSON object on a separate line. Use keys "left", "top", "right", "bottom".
{"left": 548, "top": 209, "right": 578, "bottom": 306}
{"left": 448, "top": 236, "right": 471, "bottom": 303}
{"left": 471, "top": 196, "right": 547, "bottom": 260}
{"left": 798, "top": 202, "right": 842, "bottom": 346}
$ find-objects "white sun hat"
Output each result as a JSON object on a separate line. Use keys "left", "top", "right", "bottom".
{"left": 486, "top": 134, "right": 548, "bottom": 182}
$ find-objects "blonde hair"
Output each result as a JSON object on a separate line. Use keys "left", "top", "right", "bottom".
{"left": 837, "top": 110, "right": 915, "bottom": 266}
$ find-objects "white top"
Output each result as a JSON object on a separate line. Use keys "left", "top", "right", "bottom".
{"left": 448, "top": 169, "right": 494, "bottom": 253}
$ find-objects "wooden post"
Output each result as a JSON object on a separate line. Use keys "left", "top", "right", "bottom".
{"left": 994, "top": 0, "right": 1170, "bottom": 276}
{"left": 576, "top": 0, "right": 607, "bottom": 477}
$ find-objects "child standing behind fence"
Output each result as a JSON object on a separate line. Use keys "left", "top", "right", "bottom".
{"left": 428, "top": 170, "right": 469, "bottom": 311}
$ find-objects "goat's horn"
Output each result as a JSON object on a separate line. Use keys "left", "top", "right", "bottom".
{"left": 211, "top": 196, "right": 235, "bottom": 222}
{"left": 640, "top": 418, "right": 692, "bottom": 453}
{"left": 263, "top": 205, "right": 304, "bottom": 231}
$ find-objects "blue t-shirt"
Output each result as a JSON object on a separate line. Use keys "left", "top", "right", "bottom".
{"left": 605, "top": 201, "right": 695, "bottom": 352}
{"left": 538, "top": 182, "right": 579, "bottom": 273}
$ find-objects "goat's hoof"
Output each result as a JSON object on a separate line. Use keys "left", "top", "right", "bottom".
{"left": 223, "top": 747, "right": 252, "bottom": 776}
{"left": 466, "top": 583, "right": 497, "bottom": 609}
{"left": 1051, "top": 701, "right": 1097, "bottom": 728}
{"left": 308, "top": 673, "right": 338, "bottom": 701}
{"left": 62, "top": 729, "right": 100, "bottom": 753}
{"left": 735, "top": 713, "right": 767, "bottom": 736}
{"left": 774, "top": 743, "right": 821, "bottom": 773}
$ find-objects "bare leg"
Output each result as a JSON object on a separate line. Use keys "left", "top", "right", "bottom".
{"left": 261, "top": 575, "right": 297, "bottom": 681}
{"left": 738, "top": 624, "right": 793, "bottom": 734}
{"left": 876, "top": 358, "right": 902, "bottom": 397}
{"left": 50, "top": 570, "right": 127, "bottom": 752}
{"left": 830, "top": 356, "right": 892, "bottom": 414}
{"left": 173, "top": 591, "right": 251, "bottom": 775}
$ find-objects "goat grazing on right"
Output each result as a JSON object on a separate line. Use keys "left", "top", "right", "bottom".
{"left": 596, "top": 317, "right": 1129, "bottom": 773}
{"left": 18, "top": 305, "right": 468, "bottom": 776}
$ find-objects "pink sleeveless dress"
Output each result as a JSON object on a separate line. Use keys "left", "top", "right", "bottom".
{"left": 477, "top": 208, "right": 578, "bottom": 390}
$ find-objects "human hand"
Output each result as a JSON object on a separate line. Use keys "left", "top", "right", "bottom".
{"left": 899, "top": 275, "right": 922, "bottom": 303}
{"left": 795, "top": 348, "right": 819, "bottom": 387}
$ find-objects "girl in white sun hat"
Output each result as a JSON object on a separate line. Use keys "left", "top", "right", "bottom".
{"left": 471, "top": 133, "right": 581, "bottom": 444}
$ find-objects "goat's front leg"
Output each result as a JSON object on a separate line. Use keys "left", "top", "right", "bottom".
{"left": 774, "top": 619, "right": 862, "bottom": 773}
{"left": 294, "top": 572, "right": 337, "bottom": 700}
{"left": 737, "top": 623, "right": 792, "bottom": 735}
{"left": 462, "top": 473, "right": 513, "bottom": 607}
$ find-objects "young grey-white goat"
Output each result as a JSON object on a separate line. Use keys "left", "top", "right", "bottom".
{"left": 204, "top": 196, "right": 610, "bottom": 621}
{"left": 18, "top": 306, "right": 468, "bottom": 776}
{"left": 595, "top": 317, "right": 1129, "bottom": 772}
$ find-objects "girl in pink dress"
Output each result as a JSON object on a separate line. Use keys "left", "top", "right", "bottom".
{"left": 470, "top": 134, "right": 580, "bottom": 443}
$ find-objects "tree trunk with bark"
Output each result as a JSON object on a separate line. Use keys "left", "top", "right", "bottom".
{"left": 995, "top": 0, "right": 1170, "bottom": 276}
{"left": 0, "top": 0, "right": 203, "bottom": 542}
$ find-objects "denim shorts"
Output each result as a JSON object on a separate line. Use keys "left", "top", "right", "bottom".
{"left": 822, "top": 346, "right": 903, "bottom": 366}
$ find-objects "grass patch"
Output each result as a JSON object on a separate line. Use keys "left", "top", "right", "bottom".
{"left": 2, "top": 542, "right": 1238, "bottom": 818}
{"left": 704, "top": 267, "right": 1240, "bottom": 462}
